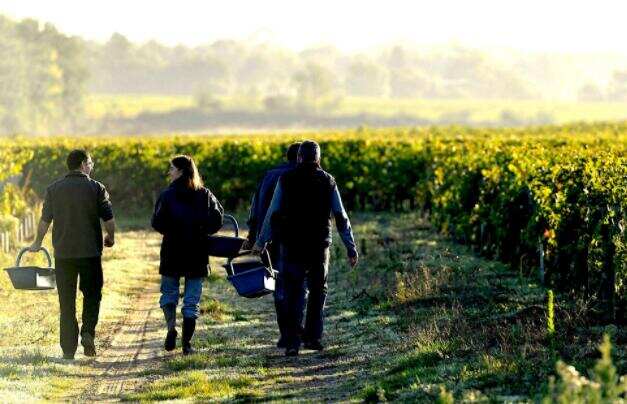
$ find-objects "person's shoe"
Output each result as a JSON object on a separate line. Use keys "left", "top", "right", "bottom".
{"left": 303, "top": 340, "right": 324, "bottom": 351}
{"left": 81, "top": 333, "right": 96, "bottom": 357}
{"left": 165, "top": 329, "right": 177, "bottom": 351}
{"left": 182, "top": 317, "right": 196, "bottom": 356}
{"left": 62, "top": 353, "right": 75, "bottom": 360}
{"left": 285, "top": 347, "right": 299, "bottom": 357}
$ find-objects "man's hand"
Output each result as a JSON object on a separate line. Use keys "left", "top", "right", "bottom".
{"left": 28, "top": 242, "right": 42, "bottom": 252}
{"left": 251, "top": 242, "right": 265, "bottom": 255}
{"left": 348, "top": 253, "right": 358, "bottom": 268}
{"left": 241, "top": 239, "right": 254, "bottom": 251}
{"left": 29, "top": 220, "right": 50, "bottom": 252}
{"left": 104, "top": 234, "right": 115, "bottom": 247}
{"left": 103, "top": 219, "right": 115, "bottom": 247}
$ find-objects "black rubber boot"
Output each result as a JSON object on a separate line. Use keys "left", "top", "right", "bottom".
{"left": 162, "top": 304, "right": 177, "bottom": 351}
{"left": 182, "top": 317, "right": 196, "bottom": 355}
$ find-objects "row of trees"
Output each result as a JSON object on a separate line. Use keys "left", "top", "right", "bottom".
{"left": 87, "top": 34, "right": 537, "bottom": 101}
{"left": 2, "top": 13, "right": 627, "bottom": 134}
{"left": 89, "top": 34, "right": 627, "bottom": 104}
{"left": 0, "top": 16, "right": 87, "bottom": 135}
{"left": 579, "top": 71, "right": 627, "bottom": 102}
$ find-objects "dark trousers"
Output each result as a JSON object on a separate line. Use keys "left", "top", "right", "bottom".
{"left": 276, "top": 245, "right": 329, "bottom": 349}
{"left": 55, "top": 257, "right": 103, "bottom": 356}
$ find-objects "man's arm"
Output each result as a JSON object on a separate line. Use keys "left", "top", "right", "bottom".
{"left": 103, "top": 218, "right": 115, "bottom": 247}
{"left": 331, "top": 185, "right": 358, "bottom": 268}
{"left": 30, "top": 187, "right": 53, "bottom": 251}
{"left": 245, "top": 192, "right": 259, "bottom": 246}
{"left": 29, "top": 220, "right": 51, "bottom": 251}
{"left": 97, "top": 183, "right": 114, "bottom": 222}
{"left": 252, "top": 181, "right": 282, "bottom": 252}
{"left": 245, "top": 173, "right": 272, "bottom": 248}
{"left": 96, "top": 183, "right": 115, "bottom": 247}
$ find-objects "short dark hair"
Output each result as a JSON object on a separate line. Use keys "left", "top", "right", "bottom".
{"left": 286, "top": 142, "right": 302, "bottom": 163}
{"left": 67, "top": 149, "right": 90, "bottom": 170}
{"left": 298, "top": 140, "right": 321, "bottom": 163}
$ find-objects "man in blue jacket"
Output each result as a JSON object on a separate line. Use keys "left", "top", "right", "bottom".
{"left": 254, "top": 140, "right": 358, "bottom": 356}
{"left": 244, "top": 142, "right": 301, "bottom": 348}
{"left": 245, "top": 142, "right": 301, "bottom": 250}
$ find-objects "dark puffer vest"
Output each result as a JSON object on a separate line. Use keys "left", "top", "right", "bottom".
{"left": 276, "top": 163, "right": 336, "bottom": 253}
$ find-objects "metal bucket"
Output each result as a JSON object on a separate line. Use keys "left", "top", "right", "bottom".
{"left": 4, "top": 247, "right": 56, "bottom": 290}
{"left": 207, "top": 214, "right": 247, "bottom": 258}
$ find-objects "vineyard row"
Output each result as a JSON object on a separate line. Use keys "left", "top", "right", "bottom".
{"left": 1, "top": 124, "right": 625, "bottom": 320}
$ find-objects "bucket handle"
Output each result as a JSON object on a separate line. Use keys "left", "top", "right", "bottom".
{"left": 225, "top": 248, "right": 274, "bottom": 278}
{"left": 16, "top": 247, "right": 53, "bottom": 269}
{"left": 223, "top": 214, "right": 239, "bottom": 237}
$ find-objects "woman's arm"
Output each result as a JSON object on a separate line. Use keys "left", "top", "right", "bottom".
{"left": 151, "top": 192, "right": 169, "bottom": 234}
{"left": 205, "top": 191, "right": 224, "bottom": 235}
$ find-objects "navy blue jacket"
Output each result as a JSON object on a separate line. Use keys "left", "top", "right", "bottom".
{"left": 246, "top": 162, "right": 295, "bottom": 244}
{"left": 152, "top": 177, "right": 224, "bottom": 277}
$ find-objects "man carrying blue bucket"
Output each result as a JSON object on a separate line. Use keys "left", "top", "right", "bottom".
{"left": 29, "top": 149, "right": 115, "bottom": 360}
{"left": 254, "top": 140, "right": 358, "bottom": 357}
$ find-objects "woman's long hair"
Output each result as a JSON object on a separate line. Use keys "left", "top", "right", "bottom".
{"left": 171, "top": 155, "right": 204, "bottom": 190}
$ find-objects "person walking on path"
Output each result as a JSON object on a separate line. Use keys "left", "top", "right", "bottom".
{"left": 29, "top": 149, "right": 115, "bottom": 360}
{"left": 253, "top": 140, "right": 358, "bottom": 356}
{"left": 244, "top": 142, "right": 301, "bottom": 348}
{"left": 151, "top": 155, "right": 224, "bottom": 355}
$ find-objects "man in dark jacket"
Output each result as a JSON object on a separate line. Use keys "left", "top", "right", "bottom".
{"left": 253, "top": 140, "right": 358, "bottom": 356}
{"left": 30, "top": 149, "right": 115, "bottom": 360}
{"left": 244, "top": 142, "right": 301, "bottom": 348}
{"left": 245, "top": 142, "right": 301, "bottom": 248}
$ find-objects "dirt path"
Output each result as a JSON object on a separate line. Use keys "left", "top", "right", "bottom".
{"left": 169, "top": 251, "right": 400, "bottom": 402}
{"left": 58, "top": 230, "right": 170, "bottom": 402}
{"left": 53, "top": 228, "right": 396, "bottom": 402}
{"left": 78, "top": 283, "right": 166, "bottom": 401}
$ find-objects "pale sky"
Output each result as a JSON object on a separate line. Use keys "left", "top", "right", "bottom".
{"left": 2, "top": 0, "right": 627, "bottom": 53}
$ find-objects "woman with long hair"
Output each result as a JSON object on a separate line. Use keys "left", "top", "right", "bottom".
{"left": 151, "top": 155, "right": 224, "bottom": 355}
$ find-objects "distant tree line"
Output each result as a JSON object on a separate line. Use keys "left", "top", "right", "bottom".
{"left": 86, "top": 34, "right": 537, "bottom": 103}
{"left": 0, "top": 16, "right": 87, "bottom": 135}
{"left": 578, "top": 71, "right": 627, "bottom": 102}
{"left": 86, "top": 35, "right": 627, "bottom": 106}
{"left": 3, "top": 14, "right": 627, "bottom": 135}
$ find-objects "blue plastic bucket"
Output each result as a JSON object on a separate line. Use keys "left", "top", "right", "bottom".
{"left": 227, "top": 266, "right": 276, "bottom": 298}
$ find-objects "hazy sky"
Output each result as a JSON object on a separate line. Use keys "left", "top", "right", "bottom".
{"left": 2, "top": 0, "right": 627, "bottom": 53}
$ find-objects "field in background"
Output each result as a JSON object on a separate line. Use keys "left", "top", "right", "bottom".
{"left": 85, "top": 94, "right": 627, "bottom": 127}
{"left": 84, "top": 95, "right": 195, "bottom": 120}
{"left": 338, "top": 96, "right": 627, "bottom": 124}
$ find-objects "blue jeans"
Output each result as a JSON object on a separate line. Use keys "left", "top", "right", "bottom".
{"left": 159, "top": 276, "right": 203, "bottom": 319}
